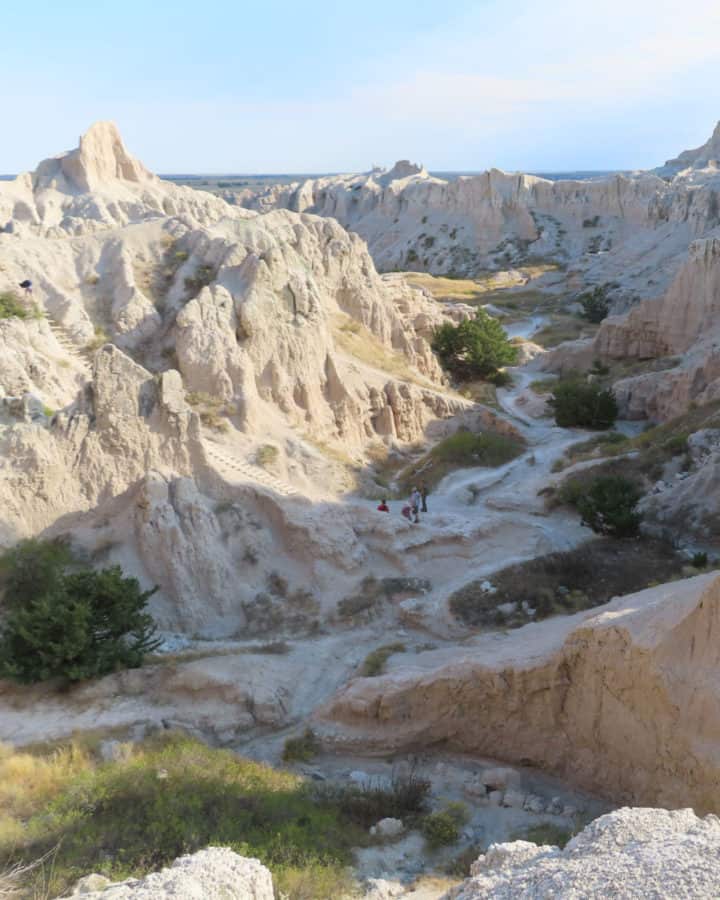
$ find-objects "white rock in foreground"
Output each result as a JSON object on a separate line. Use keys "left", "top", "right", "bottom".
{"left": 69, "top": 847, "right": 273, "bottom": 899}
{"left": 444, "top": 807, "right": 720, "bottom": 900}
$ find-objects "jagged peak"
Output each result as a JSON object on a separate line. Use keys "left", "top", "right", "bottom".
{"left": 32, "top": 120, "right": 156, "bottom": 194}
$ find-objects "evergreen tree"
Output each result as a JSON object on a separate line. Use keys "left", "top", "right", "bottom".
{"left": 432, "top": 308, "right": 518, "bottom": 380}
{"left": 0, "top": 540, "right": 160, "bottom": 684}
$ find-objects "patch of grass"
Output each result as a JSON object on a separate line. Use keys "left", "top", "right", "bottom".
{"left": 533, "top": 314, "right": 598, "bottom": 348}
{"left": 256, "top": 444, "right": 279, "bottom": 468}
{"left": 555, "top": 432, "right": 628, "bottom": 469}
{"left": 315, "top": 767, "right": 430, "bottom": 829}
{"left": 86, "top": 325, "right": 109, "bottom": 352}
{"left": 360, "top": 643, "right": 406, "bottom": 676}
{"left": 0, "top": 291, "right": 39, "bottom": 320}
{"left": 449, "top": 538, "right": 686, "bottom": 627}
{"left": 332, "top": 315, "right": 435, "bottom": 388}
{"left": 282, "top": 728, "right": 319, "bottom": 763}
{"left": 511, "top": 823, "right": 573, "bottom": 848}
{"left": 397, "top": 430, "right": 525, "bottom": 493}
{"left": 529, "top": 377, "right": 557, "bottom": 394}
{"left": 337, "top": 576, "right": 431, "bottom": 622}
{"left": 185, "top": 391, "right": 235, "bottom": 432}
{"left": 1, "top": 732, "right": 366, "bottom": 900}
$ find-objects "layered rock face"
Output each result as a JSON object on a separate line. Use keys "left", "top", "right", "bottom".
{"left": 655, "top": 121, "right": 720, "bottom": 178}
{"left": 447, "top": 808, "right": 720, "bottom": 900}
{"left": 237, "top": 125, "right": 720, "bottom": 309}
{"left": 318, "top": 573, "right": 720, "bottom": 812}
{"left": 593, "top": 238, "right": 720, "bottom": 420}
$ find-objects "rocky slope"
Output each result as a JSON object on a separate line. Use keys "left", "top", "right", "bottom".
{"left": 447, "top": 807, "right": 720, "bottom": 900}
{"left": 318, "top": 572, "right": 720, "bottom": 813}
{"left": 1, "top": 123, "right": 523, "bottom": 632}
{"left": 65, "top": 808, "right": 720, "bottom": 899}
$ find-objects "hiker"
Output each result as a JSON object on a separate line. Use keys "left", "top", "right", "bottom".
{"left": 19, "top": 279, "right": 32, "bottom": 296}
{"left": 401, "top": 504, "right": 412, "bottom": 521}
{"left": 410, "top": 486, "right": 421, "bottom": 524}
{"left": 420, "top": 482, "right": 429, "bottom": 513}
{"left": 377, "top": 498, "right": 389, "bottom": 512}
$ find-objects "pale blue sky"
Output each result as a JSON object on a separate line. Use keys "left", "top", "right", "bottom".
{"left": 2, "top": 0, "right": 719, "bottom": 173}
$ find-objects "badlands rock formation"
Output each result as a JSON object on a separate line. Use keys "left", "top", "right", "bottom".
{"left": 238, "top": 123, "right": 720, "bottom": 305}
{"left": 447, "top": 807, "right": 720, "bottom": 899}
{"left": 1, "top": 123, "right": 515, "bottom": 634}
{"left": 64, "top": 848, "right": 274, "bottom": 899}
{"left": 319, "top": 572, "right": 720, "bottom": 812}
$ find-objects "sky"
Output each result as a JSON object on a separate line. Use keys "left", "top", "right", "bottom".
{"left": 2, "top": 0, "right": 720, "bottom": 174}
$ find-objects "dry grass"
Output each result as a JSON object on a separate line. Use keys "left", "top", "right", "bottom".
{"left": 533, "top": 314, "right": 598, "bottom": 348}
{"left": 449, "top": 538, "right": 689, "bottom": 628}
{"left": 185, "top": 391, "right": 235, "bottom": 432}
{"left": 85, "top": 325, "right": 109, "bottom": 352}
{"left": 332, "top": 315, "right": 435, "bottom": 388}
{"left": 404, "top": 266, "right": 558, "bottom": 306}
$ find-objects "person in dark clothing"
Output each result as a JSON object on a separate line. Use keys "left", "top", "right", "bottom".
{"left": 19, "top": 279, "right": 33, "bottom": 296}
{"left": 420, "top": 483, "right": 428, "bottom": 513}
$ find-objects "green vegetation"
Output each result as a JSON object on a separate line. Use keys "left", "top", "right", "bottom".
{"left": 579, "top": 285, "right": 611, "bottom": 323}
{"left": 185, "top": 391, "right": 236, "bottom": 432}
{"left": 397, "top": 430, "right": 525, "bottom": 494}
{"left": 549, "top": 379, "right": 618, "bottom": 429}
{"left": 0, "top": 540, "right": 159, "bottom": 684}
{"left": 337, "top": 576, "right": 431, "bottom": 622}
{"left": 449, "top": 538, "right": 686, "bottom": 627}
{"left": 360, "top": 643, "right": 406, "bottom": 676}
{"left": 692, "top": 552, "right": 709, "bottom": 569}
{"left": 0, "top": 732, "right": 384, "bottom": 899}
{"left": 282, "top": 728, "right": 320, "bottom": 763}
{"left": 559, "top": 473, "right": 643, "bottom": 537}
{"left": 432, "top": 308, "right": 519, "bottom": 380}
{"left": 86, "top": 325, "right": 110, "bottom": 352}
{"left": 420, "top": 803, "right": 469, "bottom": 848}
{"left": 256, "top": 444, "right": 279, "bottom": 468}
{"left": 184, "top": 264, "right": 216, "bottom": 296}
{"left": 533, "top": 314, "right": 598, "bottom": 348}
{"left": 511, "top": 823, "right": 573, "bottom": 848}
{"left": 0, "top": 291, "right": 37, "bottom": 320}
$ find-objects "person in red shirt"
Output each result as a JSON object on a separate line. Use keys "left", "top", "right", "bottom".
{"left": 377, "top": 498, "right": 389, "bottom": 512}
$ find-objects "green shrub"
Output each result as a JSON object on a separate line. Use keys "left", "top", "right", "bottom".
{"left": 574, "top": 475, "right": 643, "bottom": 537}
{"left": 578, "top": 286, "right": 611, "bottom": 323}
{"left": 0, "top": 291, "right": 37, "bottom": 320}
{"left": 420, "top": 810, "right": 461, "bottom": 848}
{"left": 549, "top": 379, "right": 618, "bottom": 429}
{"left": 431, "top": 430, "right": 524, "bottom": 468}
{"left": 360, "top": 643, "right": 405, "bottom": 676}
{"left": 282, "top": 728, "right": 319, "bottom": 763}
{"left": 512, "top": 823, "right": 573, "bottom": 848}
{"left": 0, "top": 540, "right": 159, "bottom": 684}
{"left": 432, "top": 308, "right": 519, "bottom": 380}
{"left": 692, "top": 552, "right": 709, "bottom": 569}
{"left": 256, "top": 444, "right": 279, "bottom": 468}
{"left": 316, "top": 768, "right": 430, "bottom": 828}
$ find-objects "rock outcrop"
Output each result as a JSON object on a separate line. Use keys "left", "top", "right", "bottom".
{"left": 318, "top": 573, "right": 720, "bottom": 812}
{"left": 591, "top": 237, "right": 720, "bottom": 420}
{"left": 654, "top": 121, "right": 720, "bottom": 178}
{"left": 64, "top": 848, "right": 274, "bottom": 899}
{"left": 445, "top": 807, "right": 720, "bottom": 899}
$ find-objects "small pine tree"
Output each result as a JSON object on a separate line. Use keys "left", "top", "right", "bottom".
{"left": 579, "top": 286, "right": 611, "bottom": 323}
{"left": 549, "top": 379, "right": 618, "bottom": 429}
{"left": 575, "top": 476, "right": 642, "bottom": 538}
{"left": 0, "top": 540, "right": 160, "bottom": 684}
{"left": 432, "top": 309, "right": 519, "bottom": 380}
